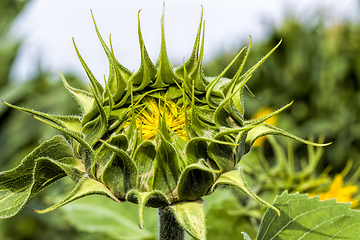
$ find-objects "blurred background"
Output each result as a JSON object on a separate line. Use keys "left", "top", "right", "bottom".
{"left": 1, "top": 0, "right": 359, "bottom": 239}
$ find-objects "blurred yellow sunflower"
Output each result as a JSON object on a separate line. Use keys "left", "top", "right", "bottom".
{"left": 252, "top": 107, "right": 278, "bottom": 147}
{"left": 310, "top": 174, "right": 359, "bottom": 208}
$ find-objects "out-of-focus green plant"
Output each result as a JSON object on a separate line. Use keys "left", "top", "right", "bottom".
{"left": 0, "top": 0, "right": 85, "bottom": 170}
{"left": 0, "top": 0, "right": 26, "bottom": 87}
{"left": 0, "top": 1, "right": 105, "bottom": 239}
{"left": 204, "top": 135, "right": 360, "bottom": 239}
{"left": 204, "top": 16, "right": 360, "bottom": 172}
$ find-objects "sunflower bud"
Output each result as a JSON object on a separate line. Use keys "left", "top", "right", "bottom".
{"left": 0, "top": 7, "right": 329, "bottom": 239}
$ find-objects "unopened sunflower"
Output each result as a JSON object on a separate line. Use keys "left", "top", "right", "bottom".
{"left": 0, "top": 7, "right": 329, "bottom": 240}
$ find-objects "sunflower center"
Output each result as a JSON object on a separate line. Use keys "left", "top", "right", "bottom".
{"left": 135, "top": 98, "right": 187, "bottom": 141}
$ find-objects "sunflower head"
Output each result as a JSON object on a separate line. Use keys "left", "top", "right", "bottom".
{"left": 1, "top": 7, "right": 330, "bottom": 239}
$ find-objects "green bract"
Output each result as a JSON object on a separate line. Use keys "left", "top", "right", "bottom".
{"left": 0, "top": 8, "right": 329, "bottom": 239}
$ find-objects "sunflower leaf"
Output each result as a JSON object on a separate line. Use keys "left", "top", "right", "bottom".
{"left": 0, "top": 135, "right": 82, "bottom": 218}
{"left": 257, "top": 191, "right": 360, "bottom": 240}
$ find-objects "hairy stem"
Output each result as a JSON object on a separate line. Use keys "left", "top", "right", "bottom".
{"left": 159, "top": 207, "right": 185, "bottom": 240}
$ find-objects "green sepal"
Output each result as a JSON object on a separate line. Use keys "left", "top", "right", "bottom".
{"left": 133, "top": 141, "right": 157, "bottom": 192}
{"left": 210, "top": 168, "right": 280, "bottom": 216}
{"left": 213, "top": 73, "right": 252, "bottom": 128}
{"left": 245, "top": 124, "right": 332, "bottom": 148}
{"left": 206, "top": 47, "right": 246, "bottom": 108}
{"left": 181, "top": 60, "right": 203, "bottom": 96}
{"left": 72, "top": 38, "right": 104, "bottom": 98}
{"left": 0, "top": 135, "right": 82, "bottom": 219}
{"left": 2, "top": 100, "right": 82, "bottom": 132}
{"left": 185, "top": 138, "right": 216, "bottom": 169}
{"left": 34, "top": 175, "right": 120, "bottom": 214}
{"left": 177, "top": 162, "right": 218, "bottom": 201}
{"left": 245, "top": 101, "right": 293, "bottom": 126}
{"left": 169, "top": 129, "right": 188, "bottom": 171}
{"left": 232, "top": 40, "right": 282, "bottom": 113}
{"left": 81, "top": 115, "right": 104, "bottom": 145}
{"left": 153, "top": 133, "right": 181, "bottom": 199}
{"left": 126, "top": 190, "right": 170, "bottom": 228}
{"left": 100, "top": 140, "right": 138, "bottom": 199}
{"left": 59, "top": 70, "right": 94, "bottom": 115}
{"left": 168, "top": 199, "right": 206, "bottom": 240}
{"left": 107, "top": 36, "right": 127, "bottom": 103}
{"left": 158, "top": 99, "right": 173, "bottom": 143}
{"left": 222, "top": 37, "right": 252, "bottom": 96}
{"left": 165, "top": 86, "right": 183, "bottom": 99}
{"left": 132, "top": 10, "right": 157, "bottom": 91}
{"left": 91, "top": 10, "right": 130, "bottom": 101}
{"left": 84, "top": 84, "right": 108, "bottom": 145}
{"left": 113, "top": 73, "right": 134, "bottom": 109}
{"left": 189, "top": 94, "right": 216, "bottom": 138}
{"left": 152, "top": 8, "right": 180, "bottom": 88}
{"left": 81, "top": 105, "right": 99, "bottom": 126}
{"left": 29, "top": 115, "right": 96, "bottom": 178}
{"left": 174, "top": 6, "right": 203, "bottom": 77}
{"left": 188, "top": 20, "right": 207, "bottom": 93}
{"left": 94, "top": 148, "right": 113, "bottom": 181}
{"left": 221, "top": 38, "right": 252, "bottom": 120}
{"left": 207, "top": 135, "right": 235, "bottom": 173}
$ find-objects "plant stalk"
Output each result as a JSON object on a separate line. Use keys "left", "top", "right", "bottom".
{"left": 159, "top": 207, "right": 184, "bottom": 240}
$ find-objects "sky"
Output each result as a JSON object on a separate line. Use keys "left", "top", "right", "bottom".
{"left": 9, "top": 0, "right": 359, "bottom": 83}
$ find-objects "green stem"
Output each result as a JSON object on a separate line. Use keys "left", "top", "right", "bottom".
{"left": 159, "top": 207, "right": 184, "bottom": 240}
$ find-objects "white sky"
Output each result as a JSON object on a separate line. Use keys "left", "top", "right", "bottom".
{"left": 9, "top": 0, "right": 359, "bottom": 82}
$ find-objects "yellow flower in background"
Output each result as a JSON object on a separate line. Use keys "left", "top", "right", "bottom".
{"left": 310, "top": 174, "right": 359, "bottom": 208}
{"left": 252, "top": 107, "right": 278, "bottom": 147}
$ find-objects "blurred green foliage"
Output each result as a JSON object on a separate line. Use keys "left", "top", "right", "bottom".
{"left": 204, "top": 15, "right": 360, "bottom": 173}
{"left": 0, "top": 0, "right": 85, "bottom": 170}
{"left": 0, "top": 1, "right": 94, "bottom": 239}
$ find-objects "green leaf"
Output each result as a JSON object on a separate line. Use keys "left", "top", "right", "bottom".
{"left": 210, "top": 168, "right": 280, "bottom": 216}
{"left": 0, "top": 135, "right": 82, "bottom": 218}
{"left": 34, "top": 175, "right": 119, "bottom": 214}
{"left": 2, "top": 100, "right": 82, "bottom": 132}
{"left": 169, "top": 199, "right": 206, "bottom": 240}
{"left": 257, "top": 191, "right": 360, "bottom": 240}
{"left": 60, "top": 195, "right": 157, "bottom": 240}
